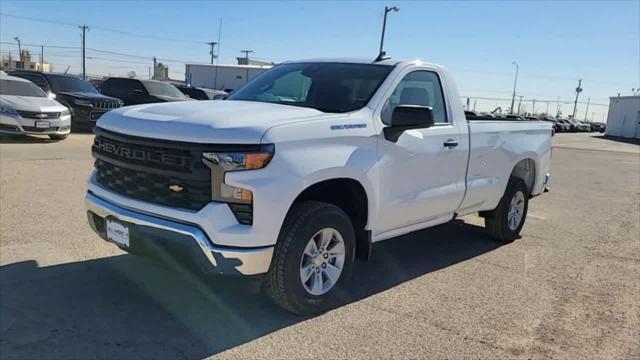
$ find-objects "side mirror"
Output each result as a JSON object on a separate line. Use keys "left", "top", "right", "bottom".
{"left": 383, "top": 105, "right": 435, "bottom": 142}
{"left": 47, "top": 92, "right": 56, "bottom": 99}
{"left": 129, "top": 89, "right": 144, "bottom": 96}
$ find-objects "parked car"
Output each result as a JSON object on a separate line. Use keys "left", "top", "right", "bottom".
{"left": 591, "top": 122, "right": 606, "bottom": 132}
{"left": 0, "top": 73, "right": 71, "bottom": 140}
{"left": 174, "top": 84, "right": 227, "bottom": 100}
{"left": 100, "top": 78, "right": 190, "bottom": 105}
{"left": 570, "top": 120, "right": 591, "bottom": 132}
{"left": 542, "top": 117, "right": 566, "bottom": 133}
{"left": 9, "top": 70, "right": 122, "bottom": 130}
{"left": 557, "top": 119, "right": 577, "bottom": 132}
{"left": 85, "top": 59, "right": 552, "bottom": 314}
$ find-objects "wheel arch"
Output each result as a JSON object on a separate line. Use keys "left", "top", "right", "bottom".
{"left": 510, "top": 157, "right": 537, "bottom": 196}
{"left": 285, "top": 177, "right": 372, "bottom": 260}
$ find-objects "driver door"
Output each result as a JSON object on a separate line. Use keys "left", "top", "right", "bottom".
{"left": 374, "top": 70, "right": 468, "bottom": 235}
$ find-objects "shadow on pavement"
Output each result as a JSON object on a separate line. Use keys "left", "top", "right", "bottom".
{"left": 0, "top": 220, "right": 501, "bottom": 359}
{"left": 591, "top": 134, "right": 640, "bottom": 146}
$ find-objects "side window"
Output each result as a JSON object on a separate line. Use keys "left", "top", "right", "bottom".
{"left": 14, "top": 73, "right": 49, "bottom": 91}
{"left": 382, "top": 71, "right": 447, "bottom": 125}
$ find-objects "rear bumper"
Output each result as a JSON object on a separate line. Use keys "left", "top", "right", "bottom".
{"left": 85, "top": 192, "right": 273, "bottom": 276}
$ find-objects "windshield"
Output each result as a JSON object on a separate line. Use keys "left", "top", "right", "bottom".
{"left": 0, "top": 79, "right": 47, "bottom": 97}
{"left": 228, "top": 62, "right": 393, "bottom": 113}
{"left": 47, "top": 74, "right": 99, "bottom": 93}
{"left": 142, "top": 81, "right": 187, "bottom": 98}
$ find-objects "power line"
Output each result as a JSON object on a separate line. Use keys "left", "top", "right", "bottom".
{"left": 0, "top": 12, "right": 208, "bottom": 44}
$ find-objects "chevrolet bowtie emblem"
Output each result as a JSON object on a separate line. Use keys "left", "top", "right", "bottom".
{"left": 169, "top": 184, "right": 184, "bottom": 193}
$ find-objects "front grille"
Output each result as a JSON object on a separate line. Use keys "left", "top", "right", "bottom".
{"left": 92, "top": 127, "right": 264, "bottom": 212}
{"left": 95, "top": 159, "right": 211, "bottom": 210}
{"left": 22, "top": 126, "right": 60, "bottom": 132}
{"left": 0, "top": 124, "right": 19, "bottom": 132}
{"left": 92, "top": 100, "right": 121, "bottom": 110}
{"left": 17, "top": 111, "right": 60, "bottom": 119}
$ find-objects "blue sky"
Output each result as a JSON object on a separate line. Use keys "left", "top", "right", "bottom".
{"left": 1, "top": 0, "right": 638, "bottom": 119}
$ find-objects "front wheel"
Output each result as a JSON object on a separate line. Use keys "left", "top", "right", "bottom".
{"left": 484, "top": 178, "right": 529, "bottom": 242}
{"left": 265, "top": 201, "right": 355, "bottom": 315}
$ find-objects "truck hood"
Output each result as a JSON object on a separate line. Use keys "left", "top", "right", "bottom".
{"left": 0, "top": 95, "right": 67, "bottom": 113}
{"left": 97, "top": 100, "right": 332, "bottom": 143}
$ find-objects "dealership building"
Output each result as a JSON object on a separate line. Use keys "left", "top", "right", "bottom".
{"left": 605, "top": 95, "right": 640, "bottom": 139}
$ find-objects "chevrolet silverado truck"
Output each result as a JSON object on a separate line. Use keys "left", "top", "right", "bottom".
{"left": 85, "top": 59, "right": 552, "bottom": 314}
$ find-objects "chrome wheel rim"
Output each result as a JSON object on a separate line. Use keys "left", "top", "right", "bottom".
{"left": 299, "top": 227, "right": 346, "bottom": 296}
{"left": 507, "top": 190, "right": 525, "bottom": 231}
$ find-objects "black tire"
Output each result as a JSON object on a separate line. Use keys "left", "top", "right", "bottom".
{"left": 484, "top": 178, "right": 529, "bottom": 242}
{"left": 49, "top": 134, "right": 69, "bottom": 141}
{"left": 265, "top": 201, "right": 355, "bottom": 315}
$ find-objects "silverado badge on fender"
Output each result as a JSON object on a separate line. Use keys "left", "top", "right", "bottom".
{"left": 169, "top": 184, "right": 184, "bottom": 193}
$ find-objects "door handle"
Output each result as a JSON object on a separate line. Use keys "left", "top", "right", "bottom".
{"left": 443, "top": 139, "right": 459, "bottom": 148}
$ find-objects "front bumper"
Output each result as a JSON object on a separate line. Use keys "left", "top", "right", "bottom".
{"left": 0, "top": 114, "right": 71, "bottom": 135}
{"left": 85, "top": 192, "right": 274, "bottom": 276}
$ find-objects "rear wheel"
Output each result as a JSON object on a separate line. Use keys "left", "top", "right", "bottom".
{"left": 484, "top": 178, "right": 529, "bottom": 242}
{"left": 49, "top": 134, "right": 69, "bottom": 141}
{"left": 265, "top": 201, "right": 355, "bottom": 315}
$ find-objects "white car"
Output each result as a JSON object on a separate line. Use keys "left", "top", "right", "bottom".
{"left": 0, "top": 73, "right": 71, "bottom": 140}
{"left": 85, "top": 59, "right": 552, "bottom": 314}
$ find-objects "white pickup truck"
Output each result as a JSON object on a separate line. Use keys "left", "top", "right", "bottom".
{"left": 85, "top": 59, "right": 552, "bottom": 314}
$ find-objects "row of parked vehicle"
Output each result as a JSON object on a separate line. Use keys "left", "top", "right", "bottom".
{"left": 464, "top": 111, "right": 605, "bottom": 133}
{"left": 0, "top": 69, "right": 227, "bottom": 140}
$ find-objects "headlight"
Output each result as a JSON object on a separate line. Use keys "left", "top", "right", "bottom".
{"left": 202, "top": 145, "right": 274, "bottom": 204}
{"left": 61, "top": 109, "right": 70, "bottom": 116}
{"left": 73, "top": 99, "right": 93, "bottom": 106}
{"left": 0, "top": 105, "right": 18, "bottom": 115}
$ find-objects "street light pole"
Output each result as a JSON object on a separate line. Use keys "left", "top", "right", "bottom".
{"left": 510, "top": 61, "right": 519, "bottom": 114}
{"left": 377, "top": 6, "right": 399, "bottom": 61}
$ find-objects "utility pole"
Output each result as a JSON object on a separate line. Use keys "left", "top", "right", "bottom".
{"left": 532, "top": 99, "right": 536, "bottom": 115}
{"left": 79, "top": 25, "right": 89, "bottom": 79}
{"left": 546, "top": 102, "right": 549, "bottom": 115}
{"left": 207, "top": 42, "right": 218, "bottom": 64}
{"left": 571, "top": 79, "right": 583, "bottom": 120}
{"left": 13, "top": 37, "right": 21, "bottom": 66}
{"left": 40, "top": 45, "right": 44, "bottom": 70}
{"left": 214, "top": 18, "right": 222, "bottom": 89}
{"left": 584, "top": 96, "right": 590, "bottom": 121}
{"left": 241, "top": 50, "right": 253, "bottom": 84}
{"left": 517, "top": 95, "right": 523, "bottom": 115}
{"left": 473, "top": 100, "right": 477, "bottom": 112}
{"left": 556, "top": 96, "right": 560, "bottom": 118}
{"left": 510, "top": 61, "right": 519, "bottom": 114}
{"left": 152, "top": 57, "right": 157, "bottom": 79}
{"left": 377, "top": 6, "right": 400, "bottom": 61}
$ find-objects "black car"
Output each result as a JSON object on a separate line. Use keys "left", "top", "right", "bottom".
{"left": 8, "top": 70, "right": 122, "bottom": 129}
{"left": 100, "top": 78, "right": 190, "bottom": 105}
{"left": 174, "top": 84, "right": 227, "bottom": 100}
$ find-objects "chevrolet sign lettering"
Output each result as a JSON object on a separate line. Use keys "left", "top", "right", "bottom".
{"left": 94, "top": 137, "right": 191, "bottom": 168}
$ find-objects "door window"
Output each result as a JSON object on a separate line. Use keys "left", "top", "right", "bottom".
{"left": 382, "top": 71, "right": 447, "bottom": 124}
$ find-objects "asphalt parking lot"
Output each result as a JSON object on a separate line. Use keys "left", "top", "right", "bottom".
{"left": 1, "top": 132, "right": 638, "bottom": 359}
